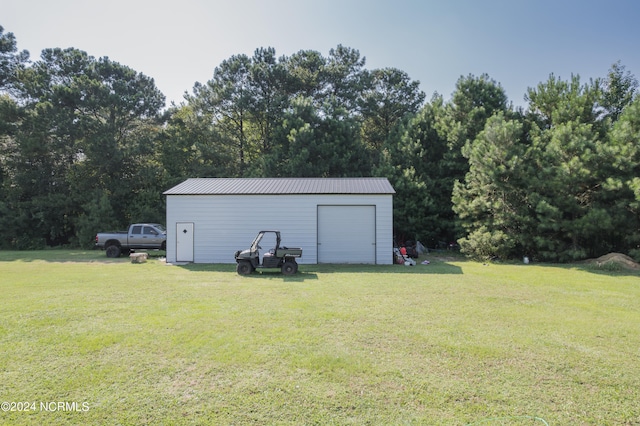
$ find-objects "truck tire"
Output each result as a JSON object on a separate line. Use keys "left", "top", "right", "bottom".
{"left": 281, "top": 260, "right": 297, "bottom": 275}
{"left": 106, "top": 245, "right": 122, "bottom": 258}
{"left": 236, "top": 261, "right": 253, "bottom": 275}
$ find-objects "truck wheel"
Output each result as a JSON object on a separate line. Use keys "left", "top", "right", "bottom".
{"left": 236, "top": 261, "right": 253, "bottom": 275}
{"left": 281, "top": 260, "right": 297, "bottom": 275}
{"left": 106, "top": 245, "right": 121, "bottom": 258}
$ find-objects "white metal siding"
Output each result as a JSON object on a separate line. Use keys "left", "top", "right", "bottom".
{"left": 318, "top": 205, "right": 376, "bottom": 263}
{"left": 166, "top": 194, "right": 393, "bottom": 264}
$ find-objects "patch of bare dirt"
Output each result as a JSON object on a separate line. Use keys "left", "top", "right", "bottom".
{"left": 586, "top": 253, "right": 640, "bottom": 270}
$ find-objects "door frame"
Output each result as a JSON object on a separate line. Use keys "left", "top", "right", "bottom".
{"left": 176, "top": 222, "right": 194, "bottom": 262}
{"left": 317, "top": 205, "right": 376, "bottom": 264}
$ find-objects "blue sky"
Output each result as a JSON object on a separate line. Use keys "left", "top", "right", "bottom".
{"left": 4, "top": 0, "right": 640, "bottom": 108}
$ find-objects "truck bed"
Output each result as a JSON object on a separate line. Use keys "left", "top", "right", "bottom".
{"left": 276, "top": 247, "right": 302, "bottom": 257}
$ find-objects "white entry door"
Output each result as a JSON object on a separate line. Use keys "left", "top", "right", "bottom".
{"left": 318, "top": 205, "right": 376, "bottom": 264}
{"left": 176, "top": 222, "right": 194, "bottom": 262}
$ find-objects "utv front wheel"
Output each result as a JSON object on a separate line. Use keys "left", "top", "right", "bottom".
{"left": 281, "top": 260, "right": 297, "bottom": 275}
{"left": 236, "top": 261, "right": 253, "bottom": 275}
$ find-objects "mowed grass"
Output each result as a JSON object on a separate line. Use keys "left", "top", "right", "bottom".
{"left": 0, "top": 250, "right": 639, "bottom": 425}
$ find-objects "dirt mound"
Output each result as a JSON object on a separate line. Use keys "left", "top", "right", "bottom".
{"left": 587, "top": 253, "right": 640, "bottom": 270}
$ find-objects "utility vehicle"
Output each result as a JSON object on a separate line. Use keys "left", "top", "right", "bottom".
{"left": 234, "top": 231, "right": 302, "bottom": 275}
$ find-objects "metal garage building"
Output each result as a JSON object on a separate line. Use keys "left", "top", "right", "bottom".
{"left": 163, "top": 177, "right": 395, "bottom": 264}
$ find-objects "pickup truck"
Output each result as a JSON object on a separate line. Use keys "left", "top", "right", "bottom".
{"left": 95, "top": 223, "right": 167, "bottom": 257}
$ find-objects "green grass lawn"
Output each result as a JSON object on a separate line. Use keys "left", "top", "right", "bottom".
{"left": 0, "top": 250, "right": 638, "bottom": 425}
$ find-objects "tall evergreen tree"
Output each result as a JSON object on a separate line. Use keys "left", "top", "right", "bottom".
{"left": 0, "top": 25, "right": 29, "bottom": 91}
{"left": 159, "top": 104, "right": 237, "bottom": 184}
{"left": 608, "top": 96, "right": 640, "bottom": 260}
{"left": 378, "top": 95, "right": 451, "bottom": 247}
{"left": 444, "top": 74, "right": 510, "bottom": 174}
{"left": 6, "top": 47, "right": 165, "bottom": 247}
{"left": 452, "top": 113, "right": 529, "bottom": 259}
{"left": 273, "top": 96, "right": 369, "bottom": 177}
{"left": 285, "top": 49, "right": 327, "bottom": 102}
{"left": 422, "top": 74, "right": 512, "bottom": 247}
{"left": 524, "top": 74, "right": 619, "bottom": 260}
{"left": 528, "top": 121, "right": 614, "bottom": 260}
{"left": 601, "top": 61, "right": 638, "bottom": 122}
{"left": 525, "top": 73, "right": 602, "bottom": 132}
{"left": 189, "top": 54, "right": 253, "bottom": 176}
{"left": 360, "top": 67, "right": 425, "bottom": 167}
{"left": 323, "top": 45, "right": 367, "bottom": 113}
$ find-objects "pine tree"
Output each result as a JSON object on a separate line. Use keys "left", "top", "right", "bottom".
{"left": 453, "top": 114, "right": 528, "bottom": 259}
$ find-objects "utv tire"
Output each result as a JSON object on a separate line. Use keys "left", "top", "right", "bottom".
{"left": 236, "top": 261, "right": 253, "bottom": 275}
{"left": 106, "top": 245, "right": 122, "bottom": 258}
{"left": 281, "top": 260, "right": 297, "bottom": 275}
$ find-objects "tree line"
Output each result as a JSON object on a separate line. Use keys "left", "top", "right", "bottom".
{"left": 1, "top": 25, "right": 638, "bottom": 261}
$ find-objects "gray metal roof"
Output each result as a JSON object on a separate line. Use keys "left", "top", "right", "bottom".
{"left": 164, "top": 177, "right": 395, "bottom": 195}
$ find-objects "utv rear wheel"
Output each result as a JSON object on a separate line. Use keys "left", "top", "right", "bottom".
{"left": 236, "top": 261, "right": 253, "bottom": 275}
{"left": 281, "top": 260, "right": 297, "bottom": 275}
{"left": 106, "top": 245, "right": 121, "bottom": 258}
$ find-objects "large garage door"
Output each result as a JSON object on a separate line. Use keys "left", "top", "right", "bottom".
{"left": 318, "top": 205, "right": 376, "bottom": 264}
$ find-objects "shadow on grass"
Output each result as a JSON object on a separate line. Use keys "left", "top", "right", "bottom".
{"left": 0, "top": 251, "right": 463, "bottom": 275}
{"left": 245, "top": 270, "right": 320, "bottom": 281}
{"left": 0, "top": 249, "right": 167, "bottom": 263}
{"left": 546, "top": 262, "right": 640, "bottom": 278}
{"left": 303, "top": 261, "right": 464, "bottom": 275}
{"left": 174, "top": 259, "right": 463, "bottom": 275}
{"left": 174, "top": 263, "right": 319, "bottom": 280}
{"left": 475, "top": 256, "right": 640, "bottom": 277}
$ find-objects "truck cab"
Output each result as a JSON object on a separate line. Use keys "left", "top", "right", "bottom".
{"left": 127, "top": 224, "right": 166, "bottom": 249}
